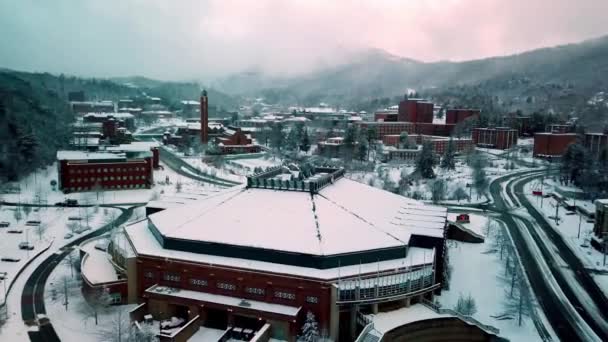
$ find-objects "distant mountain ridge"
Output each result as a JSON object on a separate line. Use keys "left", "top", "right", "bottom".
{"left": 214, "top": 35, "right": 608, "bottom": 117}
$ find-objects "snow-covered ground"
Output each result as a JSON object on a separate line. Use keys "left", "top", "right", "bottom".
{"left": 437, "top": 214, "right": 549, "bottom": 342}
{"left": 227, "top": 156, "right": 282, "bottom": 175}
{"left": 181, "top": 157, "right": 245, "bottom": 183}
{"left": 43, "top": 250, "right": 136, "bottom": 342}
{"left": 0, "top": 161, "right": 218, "bottom": 206}
{"left": 0, "top": 205, "right": 118, "bottom": 307}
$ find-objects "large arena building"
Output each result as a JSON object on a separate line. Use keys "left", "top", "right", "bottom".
{"left": 96, "top": 166, "right": 500, "bottom": 341}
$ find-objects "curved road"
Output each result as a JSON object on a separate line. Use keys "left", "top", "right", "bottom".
{"left": 21, "top": 205, "right": 137, "bottom": 342}
{"left": 478, "top": 170, "right": 607, "bottom": 341}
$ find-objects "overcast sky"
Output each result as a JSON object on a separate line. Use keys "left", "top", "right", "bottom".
{"left": 1, "top": 0, "right": 607, "bottom": 80}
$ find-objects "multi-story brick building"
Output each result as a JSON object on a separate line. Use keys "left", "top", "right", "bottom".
{"left": 382, "top": 135, "right": 473, "bottom": 156}
{"left": 373, "top": 107, "right": 399, "bottom": 122}
{"left": 70, "top": 101, "right": 115, "bottom": 114}
{"left": 471, "top": 127, "right": 518, "bottom": 150}
{"left": 445, "top": 109, "right": 480, "bottom": 125}
{"left": 118, "top": 167, "right": 448, "bottom": 341}
{"left": 215, "top": 127, "right": 261, "bottom": 154}
{"left": 533, "top": 132, "right": 577, "bottom": 158}
{"left": 398, "top": 98, "right": 434, "bottom": 123}
{"left": 584, "top": 133, "right": 608, "bottom": 159}
{"left": 357, "top": 121, "right": 456, "bottom": 139}
{"left": 56, "top": 150, "right": 154, "bottom": 193}
{"left": 84, "top": 112, "right": 136, "bottom": 131}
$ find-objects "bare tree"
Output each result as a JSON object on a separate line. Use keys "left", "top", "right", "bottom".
{"left": 50, "top": 275, "right": 79, "bottom": 311}
{"left": 78, "top": 287, "right": 112, "bottom": 325}
{"left": 502, "top": 269, "right": 533, "bottom": 326}
{"left": 33, "top": 223, "right": 48, "bottom": 241}
{"left": 62, "top": 250, "right": 80, "bottom": 278}
{"left": 453, "top": 293, "right": 477, "bottom": 316}
{"left": 67, "top": 221, "right": 79, "bottom": 235}
{"left": 14, "top": 206, "right": 23, "bottom": 222}
{"left": 97, "top": 308, "right": 133, "bottom": 342}
{"left": 22, "top": 205, "right": 32, "bottom": 219}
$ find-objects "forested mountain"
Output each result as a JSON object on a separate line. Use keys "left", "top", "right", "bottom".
{"left": 0, "top": 70, "right": 238, "bottom": 181}
{"left": 0, "top": 71, "right": 73, "bottom": 181}
{"left": 217, "top": 36, "right": 608, "bottom": 126}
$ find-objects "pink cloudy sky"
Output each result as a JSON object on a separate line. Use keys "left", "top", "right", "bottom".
{"left": 1, "top": 0, "right": 607, "bottom": 79}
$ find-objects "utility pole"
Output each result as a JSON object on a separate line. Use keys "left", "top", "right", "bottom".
{"left": 578, "top": 213, "right": 583, "bottom": 239}
{"left": 554, "top": 200, "right": 560, "bottom": 225}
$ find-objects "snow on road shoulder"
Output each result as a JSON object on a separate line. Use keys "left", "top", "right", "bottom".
{"left": 437, "top": 214, "right": 546, "bottom": 342}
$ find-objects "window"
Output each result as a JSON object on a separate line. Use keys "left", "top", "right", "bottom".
{"left": 217, "top": 282, "right": 236, "bottom": 291}
{"left": 306, "top": 296, "right": 319, "bottom": 304}
{"left": 189, "top": 278, "right": 208, "bottom": 286}
{"left": 97, "top": 168, "right": 101, "bottom": 173}
{"left": 274, "top": 291, "right": 295, "bottom": 300}
{"left": 144, "top": 271, "right": 155, "bottom": 279}
{"left": 245, "top": 287, "right": 265, "bottom": 296}
{"left": 162, "top": 272, "right": 180, "bottom": 282}
{"left": 103, "top": 168, "right": 108, "bottom": 172}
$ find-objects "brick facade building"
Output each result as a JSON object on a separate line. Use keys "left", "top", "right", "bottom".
{"left": 382, "top": 134, "right": 473, "bottom": 155}
{"left": 57, "top": 150, "right": 154, "bottom": 193}
{"left": 584, "top": 133, "right": 608, "bottom": 159}
{"left": 445, "top": 109, "right": 480, "bottom": 125}
{"left": 533, "top": 133, "right": 577, "bottom": 158}
{"left": 122, "top": 168, "right": 447, "bottom": 341}
{"left": 471, "top": 127, "right": 518, "bottom": 150}
{"left": 398, "top": 98, "right": 434, "bottom": 123}
{"left": 357, "top": 122, "right": 456, "bottom": 139}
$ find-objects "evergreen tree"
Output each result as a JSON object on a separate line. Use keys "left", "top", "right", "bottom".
{"left": 300, "top": 311, "right": 320, "bottom": 342}
{"left": 430, "top": 179, "right": 447, "bottom": 203}
{"left": 399, "top": 132, "right": 411, "bottom": 149}
{"left": 286, "top": 128, "right": 300, "bottom": 151}
{"left": 355, "top": 135, "right": 369, "bottom": 161}
{"left": 415, "top": 142, "right": 436, "bottom": 179}
{"left": 454, "top": 293, "right": 477, "bottom": 316}
{"left": 440, "top": 138, "right": 456, "bottom": 170}
{"left": 561, "top": 143, "right": 591, "bottom": 184}
{"left": 398, "top": 168, "right": 411, "bottom": 195}
{"left": 270, "top": 122, "right": 286, "bottom": 151}
{"left": 300, "top": 128, "right": 311, "bottom": 152}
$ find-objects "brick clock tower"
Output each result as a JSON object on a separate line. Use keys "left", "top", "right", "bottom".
{"left": 200, "top": 89, "right": 209, "bottom": 143}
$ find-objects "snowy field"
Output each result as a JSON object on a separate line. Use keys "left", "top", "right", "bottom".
{"left": 0, "top": 205, "right": 120, "bottom": 307}
{"left": 181, "top": 157, "right": 246, "bottom": 183}
{"left": 0, "top": 161, "right": 220, "bottom": 206}
{"left": 227, "top": 156, "right": 282, "bottom": 174}
{"left": 437, "top": 214, "right": 548, "bottom": 342}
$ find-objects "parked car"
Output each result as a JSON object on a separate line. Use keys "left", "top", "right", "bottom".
{"left": 64, "top": 233, "right": 73, "bottom": 239}
{"left": 25, "top": 220, "right": 41, "bottom": 226}
{"left": 55, "top": 199, "right": 78, "bottom": 207}
{"left": 1, "top": 257, "right": 21, "bottom": 262}
{"left": 0, "top": 221, "right": 10, "bottom": 228}
{"left": 68, "top": 216, "right": 82, "bottom": 221}
{"left": 19, "top": 242, "right": 35, "bottom": 250}
{"left": 7, "top": 229, "right": 23, "bottom": 234}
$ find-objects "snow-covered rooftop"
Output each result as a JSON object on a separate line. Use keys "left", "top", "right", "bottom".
{"left": 57, "top": 150, "right": 126, "bottom": 161}
{"left": 84, "top": 112, "right": 134, "bottom": 119}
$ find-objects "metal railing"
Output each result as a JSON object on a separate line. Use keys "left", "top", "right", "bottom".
{"left": 337, "top": 266, "right": 435, "bottom": 304}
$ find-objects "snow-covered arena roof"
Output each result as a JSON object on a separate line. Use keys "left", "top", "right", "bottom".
{"left": 125, "top": 168, "right": 446, "bottom": 271}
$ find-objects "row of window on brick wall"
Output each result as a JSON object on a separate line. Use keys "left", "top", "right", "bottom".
{"left": 68, "top": 166, "right": 146, "bottom": 174}
{"left": 69, "top": 175, "right": 148, "bottom": 183}
{"left": 149, "top": 271, "right": 319, "bottom": 304}
{"left": 67, "top": 183, "right": 147, "bottom": 192}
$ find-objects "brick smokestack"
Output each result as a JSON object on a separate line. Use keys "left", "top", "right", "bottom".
{"left": 200, "top": 89, "right": 209, "bottom": 143}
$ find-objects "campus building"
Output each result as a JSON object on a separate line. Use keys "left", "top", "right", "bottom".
{"left": 357, "top": 122, "right": 456, "bottom": 139}
{"left": 584, "top": 133, "right": 608, "bottom": 159}
{"left": 56, "top": 150, "right": 154, "bottom": 193}
{"left": 398, "top": 98, "right": 434, "bottom": 123}
{"left": 445, "top": 109, "right": 480, "bottom": 125}
{"left": 382, "top": 134, "right": 473, "bottom": 155}
{"left": 118, "top": 167, "right": 449, "bottom": 341}
{"left": 533, "top": 132, "right": 577, "bottom": 158}
{"left": 471, "top": 127, "right": 518, "bottom": 150}
{"left": 70, "top": 101, "right": 116, "bottom": 114}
